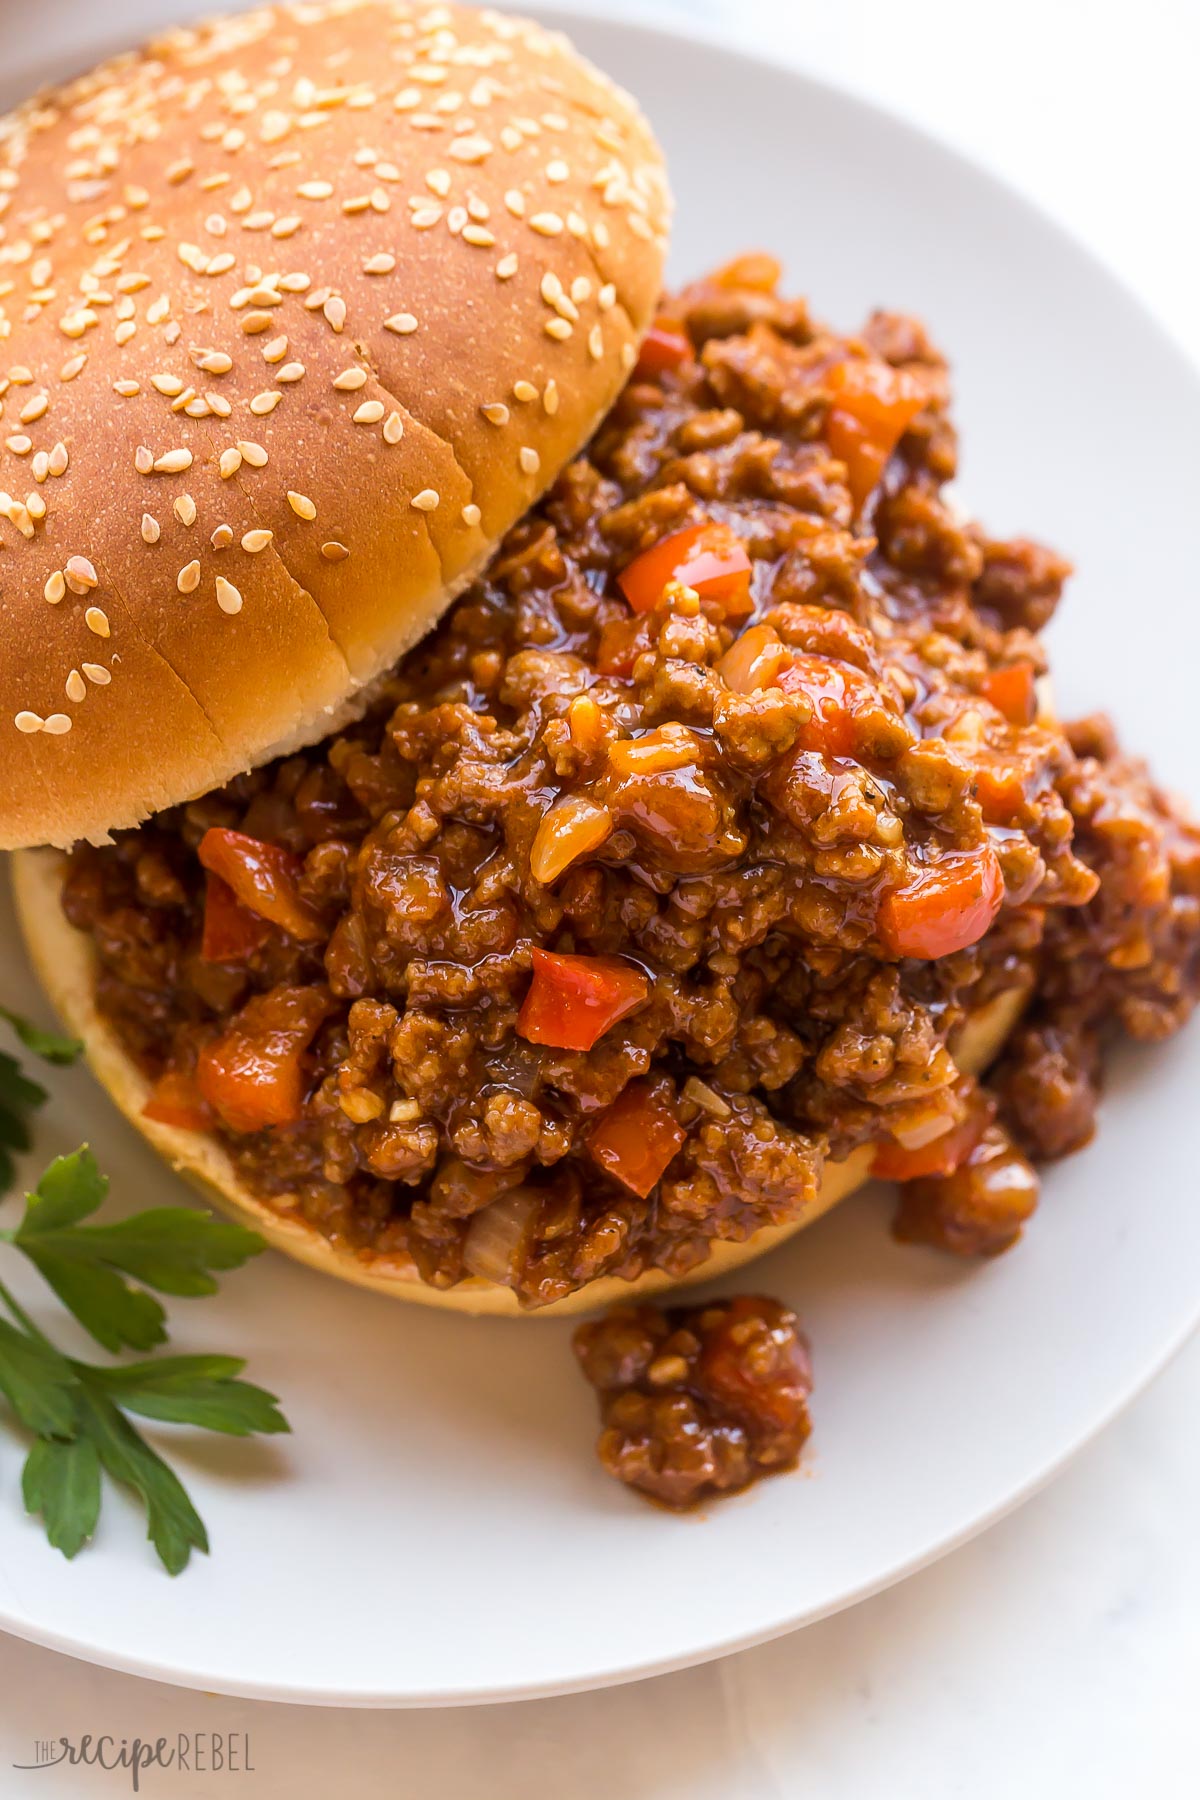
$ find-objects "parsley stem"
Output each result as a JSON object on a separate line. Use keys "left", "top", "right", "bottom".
{"left": 0, "top": 1273, "right": 57, "bottom": 1353}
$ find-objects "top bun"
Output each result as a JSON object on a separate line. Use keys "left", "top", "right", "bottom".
{"left": 0, "top": 1, "right": 670, "bottom": 849}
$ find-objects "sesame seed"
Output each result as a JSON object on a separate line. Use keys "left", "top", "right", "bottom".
{"left": 411, "top": 489, "right": 440, "bottom": 512}
{"left": 333, "top": 368, "right": 368, "bottom": 391}
{"left": 85, "top": 607, "right": 110, "bottom": 637}
{"left": 544, "top": 317, "right": 572, "bottom": 341}
{"left": 571, "top": 277, "right": 592, "bottom": 304}
{"left": 277, "top": 362, "right": 306, "bottom": 383}
{"left": 60, "top": 355, "right": 87, "bottom": 381}
{"left": 262, "top": 336, "right": 289, "bottom": 363}
{"left": 141, "top": 514, "right": 160, "bottom": 543}
{"left": 546, "top": 159, "right": 570, "bottom": 183}
{"left": 42, "top": 714, "right": 72, "bottom": 736}
{"left": 411, "top": 206, "right": 442, "bottom": 229}
{"left": 621, "top": 341, "right": 637, "bottom": 371}
{"left": 298, "top": 180, "right": 334, "bottom": 200}
{"left": 250, "top": 391, "right": 282, "bottom": 414}
{"left": 383, "top": 412, "right": 404, "bottom": 444}
{"left": 447, "top": 206, "right": 468, "bottom": 235}
{"left": 513, "top": 379, "right": 538, "bottom": 403}
{"left": 237, "top": 441, "right": 268, "bottom": 467}
{"left": 384, "top": 313, "right": 418, "bottom": 335}
{"left": 462, "top": 224, "right": 495, "bottom": 247}
{"left": 519, "top": 446, "right": 540, "bottom": 475}
{"left": 353, "top": 400, "right": 386, "bottom": 424}
{"left": 540, "top": 272, "right": 563, "bottom": 304}
{"left": 426, "top": 168, "right": 452, "bottom": 197}
{"left": 242, "top": 529, "right": 273, "bottom": 552}
{"left": 155, "top": 449, "right": 194, "bottom": 474}
{"left": 504, "top": 189, "right": 525, "bottom": 217}
{"left": 448, "top": 135, "right": 493, "bottom": 163}
{"left": 32, "top": 453, "right": 50, "bottom": 484}
{"left": 241, "top": 311, "right": 274, "bottom": 335}
{"left": 135, "top": 446, "right": 154, "bottom": 475}
{"left": 6, "top": 437, "right": 32, "bottom": 456}
{"left": 324, "top": 296, "right": 348, "bottom": 332}
{"left": 481, "top": 402, "right": 509, "bottom": 425}
{"left": 598, "top": 283, "right": 616, "bottom": 311}
{"left": 496, "top": 253, "right": 518, "bottom": 280}
{"left": 194, "top": 349, "right": 233, "bottom": 375}
{"left": 65, "top": 669, "right": 86, "bottom": 703}
{"left": 64, "top": 555, "right": 98, "bottom": 593}
{"left": 44, "top": 570, "right": 66, "bottom": 603}
{"left": 48, "top": 443, "right": 69, "bottom": 477}
{"left": 153, "top": 374, "right": 184, "bottom": 397}
{"left": 588, "top": 325, "right": 604, "bottom": 360}
{"left": 174, "top": 494, "right": 197, "bottom": 527}
{"left": 364, "top": 253, "right": 396, "bottom": 274}
{"left": 220, "top": 447, "right": 243, "bottom": 479}
{"left": 288, "top": 491, "right": 317, "bottom": 520}
{"left": 14, "top": 712, "right": 43, "bottom": 734}
{"left": 177, "top": 560, "right": 201, "bottom": 593}
{"left": 211, "top": 525, "right": 234, "bottom": 550}
{"left": 529, "top": 212, "right": 564, "bottom": 236}
{"left": 462, "top": 503, "right": 482, "bottom": 527}
{"left": 321, "top": 541, "right": 349, "bottom": 561}
{"left": 82, "top": 660, "right": 111, "bottom": 685}
{"left": 216, "top": 577, "right": 243, "bottom": 614}
{"left": 543, "top": 380, "right": 559, "bottom": 414}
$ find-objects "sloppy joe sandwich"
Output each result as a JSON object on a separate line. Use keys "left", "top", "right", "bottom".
{"left": 6, "top": 8, "right": 1199, "bottom": 1319}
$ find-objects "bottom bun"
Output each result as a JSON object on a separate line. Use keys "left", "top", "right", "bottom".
{"left": 12, "top": 848, "right": 1025, "bottom": 1318}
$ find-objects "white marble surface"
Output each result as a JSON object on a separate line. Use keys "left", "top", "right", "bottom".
{"left": 3, "top": 1, "right": 1199, "bottom": 1793}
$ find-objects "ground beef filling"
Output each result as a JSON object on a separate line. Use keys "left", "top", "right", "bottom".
{"left": 574, "top": 1296, "right": 813, "bottom": 1507}
{"left": 62, "top": 258, "right": 1200, "bottom": 1307}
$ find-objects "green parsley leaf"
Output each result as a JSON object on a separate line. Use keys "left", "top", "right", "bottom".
{"left": 0, "top": 1317, "right": 77, "bottom": 1438}
{"left": 83, "top": 1354, "right": 288, "bottom": 1437}
{"left": 0, "top": 1007, "right": 83, "bottom": 1068}
{"left": 0, "top": 1052, "right": 46, "bottom": 1196}
{"left": 0, "top": 1008, "right": 80, "bottom": 1198}
{"left": 11, "top": 1150, "right": 266, "bottom": 1353}
{"left": 22, "top": 1437, "right": 101, "bottom": 1561}
{"left": 71, "top": 1382, "right": 209, "bottom": 1577}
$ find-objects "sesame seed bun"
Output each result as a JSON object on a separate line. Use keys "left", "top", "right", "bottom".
{"left": 11, "top": 846, "right": 1027, "bottom": 1317}
{"left": 0, "top": 2, "right": 670, "bottom": 850}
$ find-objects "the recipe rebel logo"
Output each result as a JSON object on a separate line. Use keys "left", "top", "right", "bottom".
{"left": 12, "top": 1732, "right": 255, "bottom": 1790}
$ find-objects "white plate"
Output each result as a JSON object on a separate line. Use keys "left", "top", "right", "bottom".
{"left": 2, "top": 3, "right": 1199, "bottom": 1709}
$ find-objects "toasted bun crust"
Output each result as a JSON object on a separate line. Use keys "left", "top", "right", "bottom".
{"left": 0, "top": 3, "right": 669, "bottom": 850}
{"left": 12, "top": 847, "right": 1026, "bottom": 1318}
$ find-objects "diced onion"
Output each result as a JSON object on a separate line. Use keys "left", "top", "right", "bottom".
{"left": 463, "top": 1188, "right": 541, "bottom": 1286}
{"left": 888, "top": 1100, "right": 956, "bottom": 1151}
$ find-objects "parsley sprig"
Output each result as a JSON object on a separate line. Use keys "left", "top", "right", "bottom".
{"left": 0, "top": 1011, "right": 288, "bottom": 1574}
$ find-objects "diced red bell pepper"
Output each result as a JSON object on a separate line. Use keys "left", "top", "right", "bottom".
{"left": 777, "top": 654, "right": 883, "bottom": 757}
{"left": 195, "top": 987, "right": 329, "bottom": 1134}
{"left": 876, "top": 844, "right": 1004, "bottom": 961}
{"left": 634, "top": 318, "right": 692, "bottom": 380}
{"left": 518, "top": 949, "right": 649, "bottom": 1053}
{"left": 981, "top": 661, "right": 1036, "bottom": 727}
{"left": 824, "top": 357, "right": 926, "bottom": 509}
{"left": 201, "top": 872, "right": 272, "bottom": 963}
{"left": 197, "top": 828, "right": 324, "bottom": 943}
{"left": 618, "top": 522, "right": 753, "bottom": 616}
{"left": 588, "top": 1079, "right": 686, "bottom": 1198}
{"left": 143, "top": 1068, "right": 213, "bottom": 1133}
{"left": 596, "top": 612, "right": 652, "bottom": 678}
{"left": 872, "top": 1092, "right": 992, "bottom": 1182}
